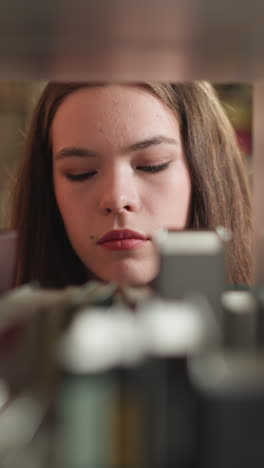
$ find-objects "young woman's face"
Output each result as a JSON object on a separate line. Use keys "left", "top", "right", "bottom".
{"left": 52, "top": 85, "right": 191, "bottom": 286}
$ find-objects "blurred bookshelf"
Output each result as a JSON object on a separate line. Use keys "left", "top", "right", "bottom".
{"left": 214, "top": 83, "right": 252, "bottom": 158}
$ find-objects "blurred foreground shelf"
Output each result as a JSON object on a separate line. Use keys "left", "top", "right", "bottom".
{"left": 0, "top": 0, "right": 264, "bottom": 81}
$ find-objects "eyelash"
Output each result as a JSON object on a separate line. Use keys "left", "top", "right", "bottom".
{"left": 65, "top": 161, "right": 171, "bottom": 181}
{"left": 66, "top": 171, "right": 97, "bottom": 181}
{"left": 137, "top": 161, "right": 171, "bottom": 173}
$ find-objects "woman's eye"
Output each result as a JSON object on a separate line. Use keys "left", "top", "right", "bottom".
{"left": 136, "top": 161, "right": 171, "bottom": 173}
{"left": 65, "top": 171, "right": 97, "bottom": 181}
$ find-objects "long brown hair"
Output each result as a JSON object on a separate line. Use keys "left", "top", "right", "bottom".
{"left": 7, "top": 82, "right": 252, "bottom": 287}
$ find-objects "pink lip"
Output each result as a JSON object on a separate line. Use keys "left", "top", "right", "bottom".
{"left": 97, "top": 229, "right": 149, "bottom": 251}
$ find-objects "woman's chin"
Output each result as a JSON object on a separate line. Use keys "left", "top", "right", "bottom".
{"left": 93, "top": 264, "right": 159, "bottom": 287}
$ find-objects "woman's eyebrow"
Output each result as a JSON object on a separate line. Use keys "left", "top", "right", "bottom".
{"left": 126, "top": 135, "right": 178, "bottom": 152}
{"left": 54, "top": 136, "right": 178, "bottom": 160}
{"left": 54, "top": 147, "right": 97, "bottom": 160}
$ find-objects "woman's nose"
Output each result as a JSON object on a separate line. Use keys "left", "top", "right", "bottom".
{"left": 98, "top": 171, "right": 140, "bottom": 215}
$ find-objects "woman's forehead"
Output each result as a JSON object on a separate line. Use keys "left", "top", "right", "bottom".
{"left": 51, "top": 84, "right": 181, "bottom": 152}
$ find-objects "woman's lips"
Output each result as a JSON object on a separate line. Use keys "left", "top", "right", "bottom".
{"left": 97, "top": 229, "right": 149, "bottom": 251}
{"left": 100, "top": 238, "right": 147, "bottom": 250}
